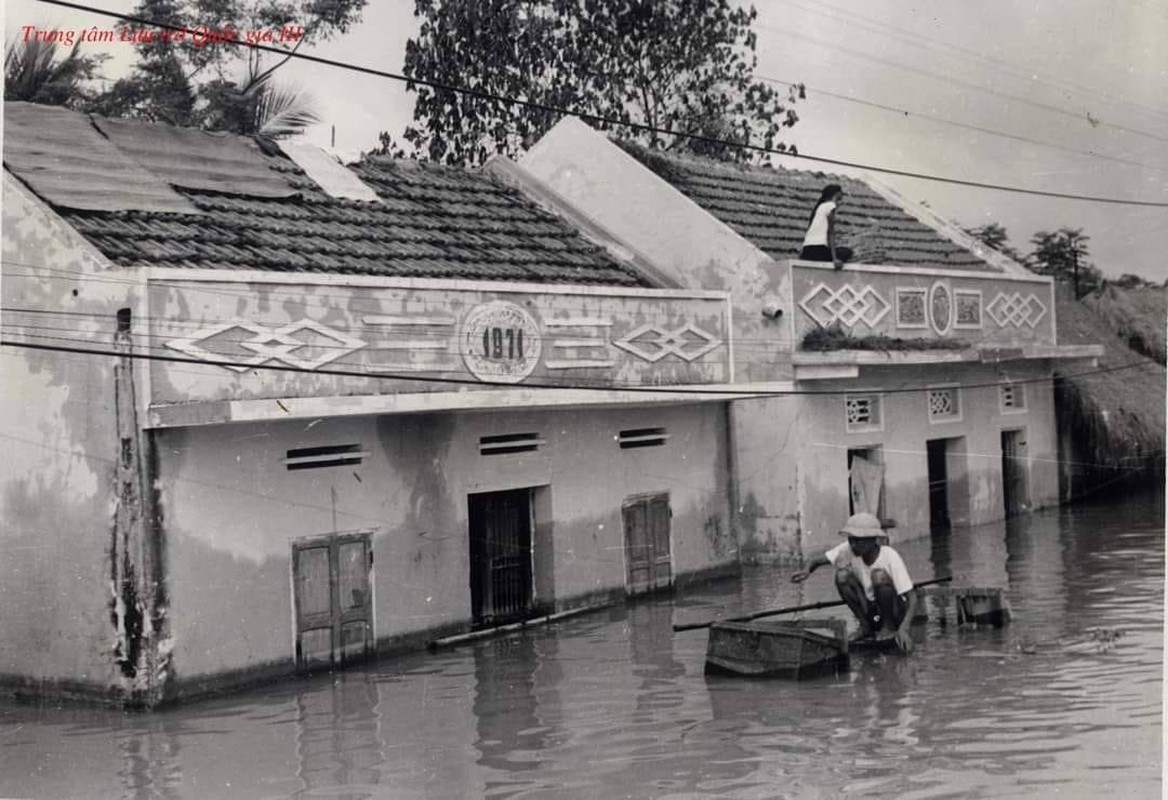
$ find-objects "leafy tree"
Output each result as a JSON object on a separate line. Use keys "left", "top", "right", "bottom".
{"left": 964, "top": 222, "right": 1026, "bottom": 264}
{"left": 396, "top": 0, "right": 801, "bottom": 166}
{"left": 5, "top": 37, "right": 107, "bottom": 108}
{"left": 95, "top": 0, "right": 365, "bottom": 136}
{"left": 1029, "top": 227, "right": 1100, "bottom": 299}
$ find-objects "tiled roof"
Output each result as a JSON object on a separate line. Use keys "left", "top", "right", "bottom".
{"left": 5, "top": 104, "right": 650, "bottom": 287}
{"left": 620, "top": 143, "right": 996, "bottom": 272}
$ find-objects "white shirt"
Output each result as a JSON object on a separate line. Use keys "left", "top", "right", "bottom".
{"left": 802, "top": 200, "right": 836, "bottom": 247}
{"left": 825, "top": 541, "right": 914, "bottom": 601}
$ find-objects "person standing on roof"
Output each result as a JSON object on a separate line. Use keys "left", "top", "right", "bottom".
{"left": 799, "top": 183, "right": 852, "bottom": 270}
{"left": 790, "top": 512, "right": 918, "bottom": 652}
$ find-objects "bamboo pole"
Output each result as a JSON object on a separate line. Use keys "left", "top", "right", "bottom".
{"left": 672, "top": 575, "right": 954, "bottom": 632}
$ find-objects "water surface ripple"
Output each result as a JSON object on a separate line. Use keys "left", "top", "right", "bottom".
{"left": 1, "top": 491, "right": 1161, "bottom": 798}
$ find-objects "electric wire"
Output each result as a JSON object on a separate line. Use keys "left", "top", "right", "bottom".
{"left": 758, "top": 75, "right": 1167, "bottom": 173}
{"left": 769, "top": 0, "right": 1168, "bottom": 127}
{"left": 0, "top": 333, "right": 1155, "bottom": 398}
{"left": 29, "top": 0, "right": 1168, "bottom": 208}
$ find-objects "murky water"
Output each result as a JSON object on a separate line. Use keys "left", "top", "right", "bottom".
{"left": 2, "top": 490, "right": 1162, "bottom": 799}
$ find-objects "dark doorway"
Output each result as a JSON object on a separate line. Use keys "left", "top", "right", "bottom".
{"left": 847, "top": 447, "right": 885, "bottom": 518}
{"left": 469, "top": 489, "right": 534, "bottom": 627}
{"left": 622, "top": 494, "right": 673, "bottom": 596}
{"left": 292, "top": 533, "right": 373, "bottom": 672}
{"left": 927, "top": 439, "right": 950, "bottom": 532}
{"left": 1002, "top": 429, "right": 1029, "bottom": 518}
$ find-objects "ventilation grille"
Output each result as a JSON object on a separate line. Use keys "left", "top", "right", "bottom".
{"left": 1001, "top": 383, "right": 1026, "bottom": 412}
{"left": 845, "top": 393, "right": 883, "bottom": 432}
{"left": 479, "top": 432, "right": 543, "bottom": 455}
{"left": 284, "top": 444, "right": 368, "bottom": 471}
{"left": 618, "top": 427, "right": 669, "bottom": 449}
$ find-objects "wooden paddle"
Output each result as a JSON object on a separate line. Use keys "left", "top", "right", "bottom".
{"left": 672, "top": 575, "right": 954, "bottom": 632}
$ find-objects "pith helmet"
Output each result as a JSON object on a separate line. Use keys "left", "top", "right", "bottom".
{"left": 839, "top": 512, "right": 883, "bottom": 538}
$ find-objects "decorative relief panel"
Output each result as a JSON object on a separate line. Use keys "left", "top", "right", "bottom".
{"left": 954, "top": 289, "right": 983, "bottom": 329}
{"left": 165, "top": 320, "right": 365, "bottom": 372}
{"left": 162, "top": 303, "right": 725, "bottom": 381}
{"left": 799, "top": 283, "right": 891, "bottom": 329}
{"left": 459, "top": 301, "right": 542, "bottom": 383}
{"left": 895, "top": 287, "right": 928, "bottom": 329}
{"left": 987, "top": 292, "right": 1048, "bottom": 329}
{"left": 612, "top": 322, "right": 722, "bottom": 363}
{"left": 929, "top": 281, "right": 953, "bottom": 335}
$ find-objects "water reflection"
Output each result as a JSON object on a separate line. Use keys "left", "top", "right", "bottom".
{"left": 0, "top": 489, "right": 1160, "bottom": 800}
{"left": 294, "top": 672, "right": 384, "bottom": 799}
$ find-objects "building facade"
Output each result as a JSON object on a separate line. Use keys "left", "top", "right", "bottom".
{"left": 509, "top": 117, "right": 1101, "bottom": 562}
{"left": 1, "top": 103, "right": 739, "bottom": 704}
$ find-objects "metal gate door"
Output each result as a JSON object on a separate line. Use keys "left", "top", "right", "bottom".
{"left": 468, "top": 489, "right": 534, "bottom": 626}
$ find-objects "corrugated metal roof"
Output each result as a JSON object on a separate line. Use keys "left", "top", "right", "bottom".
{"left": 3, "top": 104, "right": 650, "bottom": 287}
{"left": 92, "top": 116, "right": 298, "bottom": 198}
{"left": 621, "top": 143, "right": 997, "bottom": 272}
{"left": 2, "top": 102, "right": 200, "bottom": 214}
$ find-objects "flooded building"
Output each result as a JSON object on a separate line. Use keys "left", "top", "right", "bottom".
{"left": 1, "top": 103, "right": 738, "bottom": 705}
{"left": 509, "top": 118, "right": 1102, "bottom": 562}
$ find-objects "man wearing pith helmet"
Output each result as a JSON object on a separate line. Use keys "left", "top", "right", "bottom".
{"left": 790, "top": 512, "right": 918, "bottom": 653}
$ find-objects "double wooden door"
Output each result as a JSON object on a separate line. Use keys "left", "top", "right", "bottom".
{"left": 623, "top": 494, "right": 672, "bottom": 595}
{"left": 293, "top": 533, "right": 373, "bottom": 672}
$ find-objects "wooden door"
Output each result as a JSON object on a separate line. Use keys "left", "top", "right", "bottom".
{"left": 293, "top": 533, "right": 372, "bottom": 672}
{"left": 623, "top": 494, "right": 672, "bottom": 595}
{"left": 1002, "top": 430, "right": 1029, "bottom": 518}
{"left": 468, "top": 489, "right": 534, "bottom": 626}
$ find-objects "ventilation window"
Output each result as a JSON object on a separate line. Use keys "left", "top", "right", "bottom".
{"left": 845, "top": 393, "right": 883, "bottom": 433}
{"left": 927, "top": 387, "right": 962, "bottom": 423}
{"left": 1000, "top": 383, "right": 1027, "bottom": 414}
{"left": 284, "top": 444, "right": 368, "bottom": 471}
{"left": 479, "top": 432, "right": 543, "bottom": 456}
{"left": 618, "top": 427, "right": 670, "bottom": 449}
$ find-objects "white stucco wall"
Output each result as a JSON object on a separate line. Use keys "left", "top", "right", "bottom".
{"left": 154, "top": 402, "right": 731, "bottom": 686}
{"left": 0, "top": 174, "right": 142, "bottom": 695}
{"left": 733, "top": 362, "right": 1059, "bottom": 560}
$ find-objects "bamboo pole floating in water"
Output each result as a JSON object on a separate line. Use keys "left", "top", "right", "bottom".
{"left": 672, "top": 575, "right": 955, "bottom": 632}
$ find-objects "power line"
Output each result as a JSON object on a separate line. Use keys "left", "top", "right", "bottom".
{"left": 771, "top": 0, "right": 1168, "bottom": 127}
{"left": 31, "top": 0, "right": 1168, "bottom": 208}
{"left": 759, "top": 76, "right": 1167, "bottom": 173}
{"left": 756, "top": 19, "right": 1168, "bottom": 145}
{"left": 1, "top": 333, "right": 1157, "bottom": 398}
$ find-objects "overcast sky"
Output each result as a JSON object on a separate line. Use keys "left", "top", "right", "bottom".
{"left": 6, "top": 0, "right": 1167, "bottom": 281}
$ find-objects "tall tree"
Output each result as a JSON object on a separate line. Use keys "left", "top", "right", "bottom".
{"left": 396, "top": 0, "right": 801, "bottom": 166}
{"left": 1029, "top": 227, "right": 1100, "bottom": 298}
{"left": 5, "top": 37, "right": 106, "bottom": 108}
{"left": 93, "top": 0, "right": 365, "bottom": 136}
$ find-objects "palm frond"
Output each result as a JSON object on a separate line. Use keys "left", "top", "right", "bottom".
{"left": 5, "top": 36, "right": 102, "bottom": 106}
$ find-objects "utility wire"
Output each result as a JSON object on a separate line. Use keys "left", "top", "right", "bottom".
{"left": 759, "top": 76, "right": 1166, "bottom": 173}
{"left": 0, "top": 335, "right": 1155, "bottom": 398}
{"left": 756, "top": 20, "right": 1168, "bottom": 146}
{"left": 31, "top": 0, "right": 1168, "bottom": 208}
{"left": 771, "top": 0, "right": 1168, "bottom": 127}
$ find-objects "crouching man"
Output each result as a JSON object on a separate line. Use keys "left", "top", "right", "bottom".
{"left": 790, "top": 512, "right": 918, "bottom": 653}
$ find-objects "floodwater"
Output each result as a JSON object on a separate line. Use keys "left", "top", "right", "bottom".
{"left": 1, "top": 490, "right": 1162, "bottom": 799}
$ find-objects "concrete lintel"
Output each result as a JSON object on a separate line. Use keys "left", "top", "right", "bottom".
{"left": 792, "top": 343, "right": 1103, "bottom": 369}
{"left": 145, "top": 382, "right": 796, "bottom": 428}
{"left": 794, "top": 363, "right": 861, "bottom": 381}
